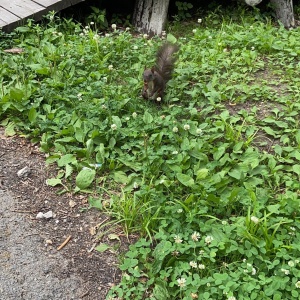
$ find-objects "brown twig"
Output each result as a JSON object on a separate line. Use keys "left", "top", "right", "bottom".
{"left": 57, "top": 235, "right": 72, "bottom": 250}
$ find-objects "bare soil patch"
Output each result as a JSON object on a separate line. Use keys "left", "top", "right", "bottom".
{"left": 0, "top": 127, "right": 123, "bottom": 299}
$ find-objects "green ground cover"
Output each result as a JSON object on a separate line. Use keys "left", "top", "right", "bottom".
{"left": 1, "top": 6, "right": 300, "bottom": 300}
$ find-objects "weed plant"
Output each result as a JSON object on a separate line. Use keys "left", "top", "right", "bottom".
{"left": 1, "top": 6, "right": 300, "bottom": 300}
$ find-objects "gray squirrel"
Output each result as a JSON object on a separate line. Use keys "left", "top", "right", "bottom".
{"left": 142, "top": 43, "right": 179, "bottom": 101}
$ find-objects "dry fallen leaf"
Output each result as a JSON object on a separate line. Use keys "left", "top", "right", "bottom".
{"left": 4, "top": 48, "right": 24, "bottom": 54}
{"left": 69, "top": 199, "right": 76, "bottom": 208}
{"left": 89, "top": 226, "right": 97, "bottom": 236}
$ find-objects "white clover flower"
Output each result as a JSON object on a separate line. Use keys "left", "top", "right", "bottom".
{"left": 58, "top": 32, "right": 63, "bottom": 36}
{"left": 198, "top": 18, "right": 202, "bottom": 23}
{"left": 196, "top": 128, "right": 203, "bottom": 135}
{"left": 199, "top": 250, "right": 205, "bottom": 255}
{"left": 162, "top": 30, "right": 166, "bottom": 36}
{"left": 250, "top": 25, "right": 253, "bottom": 29}
{"left": 243, "top": 258, "right": 247, "bottom": 263}
{"left": 296, "top": 281, "right": 300, "bottom": 288}
{"left": 177, "top": 277, "right": 186, "bottom": 288}
{"left": 252, "top": 267, "right": 256, "bottom": 275}
{"left": 132, "top": 112, "right": 137, "bottom": 118}
{"left": 222, "top": 220, "right": 227, "bottom": 225}
{"left": 85, "top": 25, "right": 89, "bottom": 29}
{"left": 191, "top": 293, "right": 198, "bottom": 299}
{"left": 183, "top": 124, "right": 190, "bottom": 131}
{"left": 192, "top": 29, "right": 197, "bottom": 33}
{"left": 288, "top": 261, "right": 295, "bottom": 267}
{"left": 90, "top": 21, "right": 94, "bottom": 25}
{"left": 126, "top": 27, "right": 130, "bottom": 31}
{"left": 281, "top": 268, "right": 290, "bottom": 275}
{"left": 111, "top": 124, "right": 117, "bottom": 130}
{"left": 133, "top": 45, "right": 138, "bottom": 50}
{"left": 143, "top": 33, "right": 148, "bottom": 39}
{"left": 133, "top": 182, "right": 139, "bottom": 189}
{"left": 156, "top": 97, "right": 161, "bottom": 102}
{"left": 93, "top": 35, "right": 99, "bottom": 40}
{"left": 223, "top": 48, "right": 228, "bottom": 52}
{"left": 198, "top": 264, "right": 205, "bottom": 270}
{"left": 111, "top": 24, "right": 117, "bottom": 30}
{"left": 80, "top": 32, "right": 84, "bottom": 37}
{"left": 208, "top": 36, "right": 212, "bottom": 39}
{"left": 296, "top": 260, "right": 299, "bottom": 264}
{"left": 173, "top": 126, "right": 179, "bottom": 133}
{"left": 172, "top": 150, "right": 179, "bottom": 155}
{"left": 207, "top": 283, "right": 210, "bottom": 287}
{"left": 172, "top": 250, "right": 180, "bottom": 256}
{"left": 290, "top": 227, "right": 296, "bottom": 231}
{"left": 105, "top": 33, "right": 110, "bottom": 37}
{"left": 77, "top": 93, "right": 82, "bottom": 100}
{"left": 177, "top": 208, "right": 183, "bottom": 213}
{"left": 108, "top": 65, "right": 114, "bottom": 70}
{"left": 218, "top": 42, "right": 222, "bottom": 46}
{"left": 222, "top": 262, "right": 229, "bottom": 268}
{"left": 251, "top": 46, "right": 255, "bottom": 51}
{"left": 174, "top": 235, "right": 183, "bottom": 244}
{"left": 228, "top": 297, "right": 236, "bottom": 300}
{"left": 205, "top": 235, "right": 214, "bottom": 244}
{"left": 191, "top": 231, "right": 201, "bottom": 241}
{"left": 125, "top": 117, "right": 130, "bottom": 121}
{"left": 189, "top": 261, "right": 197, "bottom": 268}
{"left": 102, "top": 77, "right": 108, "bottom": 82}
{"left": 250, "top": 216, "right": 259, "bottom": 224}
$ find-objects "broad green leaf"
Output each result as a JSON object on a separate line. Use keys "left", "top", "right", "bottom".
{"left": 75, "top": 127, "right": 84, "bottom": 143}
{"left": 166, "top": 33, "right": 177, "bottom": 44}
{"left": 88, "top": 197, "right": 103, "bottom": 209}
{"left": 228, "top": 168, "right": 242, "bottom": 180}
{"left": 292, "top": 164, "right": 300, "bottom": 176}
{"left": 86, "top": 138, "right": 94, "bottom": 157}
{"left": 143, "top": 111, "right": 153, "bottom": 124}
{"left": 296, "top": 130, "right": 300, "bottom": 145}
{"left": 152, "top": 279, "right": 169, "bottom": 300}
{"left": 176, "top": 173, "right": 195, "bottom": 187}
{"left": 76, "top": 169, "right": 96, "bottom": 189}
{"left": 263, "top": 126, "right": 277, "bottom": 137}
{"left": 46, "top": 178, "right": 62, "bottom": 186}
{"left": 65, "top": 164, "right": 73, "bottom": 178}
{"left": 112, "top": 115, "right": 122, "bottom": 128}
{"left": 95, "top": 243, "right": 110, "bottom": 253}
{"left": 10, "top": 88, "right": 24, "bottom": 101}
{"left": 196, "top": 168, "right": 209, "bottom": 180}
{"left": 113, "top": 171, "right": 129, "bottom": 184}
{"left": 28, "top": 107, "right": 37, "bottom": 123}
{"left": 57, "top": 154, "right": 76, "bottom": 167}
{"left": 213, "top": 146, "right": 226, "bottom": 160}
{"left": 4, "top": 122, "right": 16, "bottom": 136}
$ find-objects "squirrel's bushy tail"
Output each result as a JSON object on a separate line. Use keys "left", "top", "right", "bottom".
{"left": 156, "top": 43, "right": 179, "bottom": 83}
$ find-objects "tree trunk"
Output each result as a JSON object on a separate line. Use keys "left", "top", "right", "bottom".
{"left": 133, "top": 0, "right": 170, "bottom": 36}
{"left": 270, "top": 0, "right": 294, "bottom": 28}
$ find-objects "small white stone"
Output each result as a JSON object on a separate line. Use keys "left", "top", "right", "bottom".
{"left": 17, "top": 166, "right": 31, "bottom": 178}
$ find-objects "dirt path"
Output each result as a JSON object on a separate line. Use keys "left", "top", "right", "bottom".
{"left": 0, "top": 128, "right": 121, "bottom": 299}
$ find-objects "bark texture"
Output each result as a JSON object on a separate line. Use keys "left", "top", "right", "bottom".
{"left": 270, "top": 0, "right": 295, "bottom": 28}
{"left": 133, "top": 0, "right": 170, "bottom": 36}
